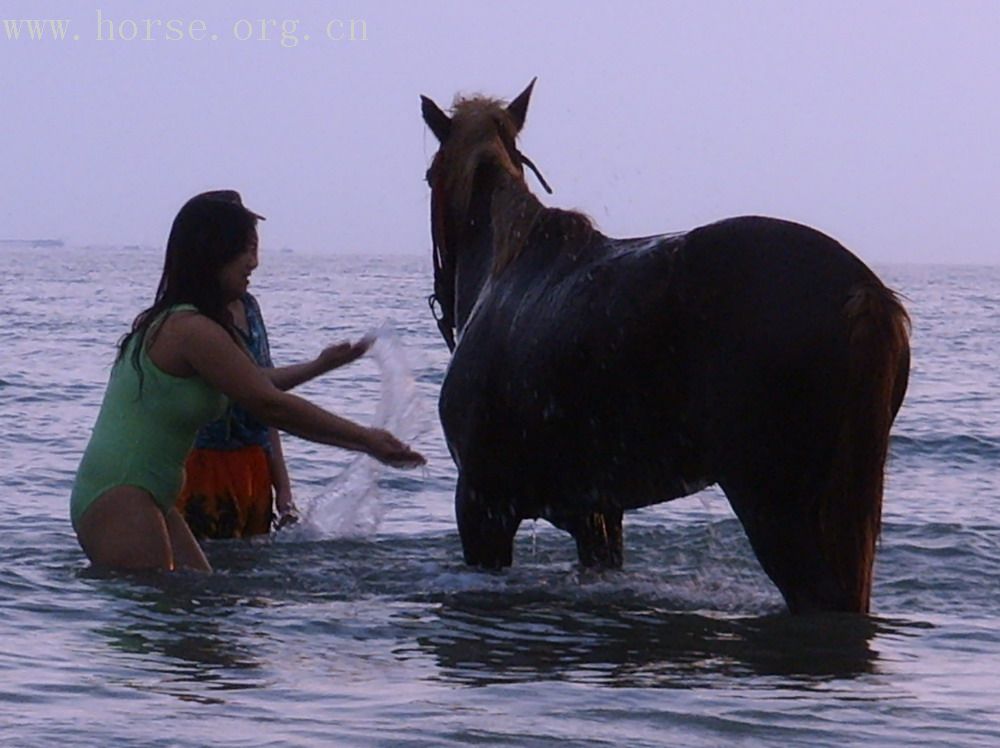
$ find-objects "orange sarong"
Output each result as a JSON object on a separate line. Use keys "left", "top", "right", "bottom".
{"left": 177, "top": 446, "right": 273, "bottom": 539}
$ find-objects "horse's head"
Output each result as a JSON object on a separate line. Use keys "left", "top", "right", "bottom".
{"left": 421, "top": 77, "right": 536, "bottom": 198}
{"left": 421, "top": 79, "right": 549, "bottom": 351}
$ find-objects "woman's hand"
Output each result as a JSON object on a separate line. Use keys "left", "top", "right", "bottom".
{"left": 274, "top": 486, "right": 298, "bottom": 529}
{"left": 319, "top": 336, "right": 373, "bottom": 372}
{"left": 274, "top": 506, "right": 299, "bottom": 530}
{"left": 364, "top": 428, "right": 425, "bottom": 468}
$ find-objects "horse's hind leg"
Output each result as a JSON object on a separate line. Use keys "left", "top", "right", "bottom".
{"left": 455, "top": 474, "right": 520, "bottom": 569}
{"left": 568, "top": 506, "right": 624, "bottom": 569}
{"left": 721, "top": 476, "right": 862, "bottom": 613}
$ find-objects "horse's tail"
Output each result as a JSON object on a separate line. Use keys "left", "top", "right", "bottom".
{"left": 821, "top": 281, "right": 910, "bottom": 613}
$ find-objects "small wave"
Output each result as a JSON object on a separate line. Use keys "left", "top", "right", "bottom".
{"left": 891, "top": 433, "right": 1000, "bottom": 463}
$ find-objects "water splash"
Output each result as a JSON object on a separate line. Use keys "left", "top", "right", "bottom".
{"left": 284, "top": 322, "right": 428, "bottom": 540}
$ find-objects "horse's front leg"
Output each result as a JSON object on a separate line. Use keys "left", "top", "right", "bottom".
{"left": 568, "top": 506, "right": 624, "bottom": 569}
{"left": 455, "top": 474, "right": 521, "bottom": 569}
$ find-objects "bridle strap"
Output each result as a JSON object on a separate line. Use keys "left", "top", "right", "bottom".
{"left": 516, "top": 149, "right": 553, "bottom": 194}
{"left": 428, "top": 292, "right": 455, "bottom": 352}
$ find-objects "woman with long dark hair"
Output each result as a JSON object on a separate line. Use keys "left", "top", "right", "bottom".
{"left": 70, "top": 190, "right": 423, "bottom": 572}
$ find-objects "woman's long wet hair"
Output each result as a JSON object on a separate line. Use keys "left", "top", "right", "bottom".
{"left": 116, "top": 194, "right": 257, "bottom": 386}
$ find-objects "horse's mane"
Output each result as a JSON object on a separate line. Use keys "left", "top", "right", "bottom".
{"left": 429, "top": 96, "right": 594, "bottom": 278}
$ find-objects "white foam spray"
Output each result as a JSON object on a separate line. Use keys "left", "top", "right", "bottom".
{"left": 282, "top": 322, "right": 427, "bottom": 541}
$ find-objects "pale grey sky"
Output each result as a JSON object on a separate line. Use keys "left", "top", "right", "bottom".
{"left": 1, "top": 0, "right": 998, "bottom": 263}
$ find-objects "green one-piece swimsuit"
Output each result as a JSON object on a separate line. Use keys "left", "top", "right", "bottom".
{"left": 70, "top": 305, "right": 228, "bottom": 528}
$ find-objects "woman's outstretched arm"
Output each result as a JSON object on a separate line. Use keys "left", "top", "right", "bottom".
{"left": 179, "top": 317, "right": 423, "bottom": 467}
{"left": 267, "top": 338, "right": 372, "bottom": 391}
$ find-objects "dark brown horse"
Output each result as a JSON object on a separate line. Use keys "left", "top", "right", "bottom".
{"left": 421, "top": 81, "right": 910, "bottom": 613}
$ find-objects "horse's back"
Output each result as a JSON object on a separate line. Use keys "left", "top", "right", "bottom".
{"left": 679, "top": 215, "right": 880, "bottom": 309}
{"left": 441, "top": 213, "right": 906, "bottom": 514}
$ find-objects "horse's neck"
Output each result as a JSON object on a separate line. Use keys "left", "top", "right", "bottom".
{"left": 453, "top": 178, "right": 499, "bottom": 331}
{"left": 451, "top": 169, "right": 549, "bottom": 333}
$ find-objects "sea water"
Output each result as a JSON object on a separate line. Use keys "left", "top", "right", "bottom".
{"left": 1, "top": 248, "right": 999, "bottom": 746}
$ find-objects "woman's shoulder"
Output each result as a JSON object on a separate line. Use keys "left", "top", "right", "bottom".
{"left": 155, "top": 303, "right": 200, "bottom": 324}
{"left": 146, "top": 304, "right": 200, "bottom": 338}
{"left": 160, "top": 306, "right": 226, "bottom": 342}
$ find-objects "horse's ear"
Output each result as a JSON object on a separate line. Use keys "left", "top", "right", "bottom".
{"left": 506, "top": 77, "right": 537, "bottom": 132}
{"left": 421, "top": 95, "right": 452, "bottom": 143}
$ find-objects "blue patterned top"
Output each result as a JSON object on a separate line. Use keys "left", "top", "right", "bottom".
{"left": 193, "top": 293, "right": 274, "bottom": 451}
